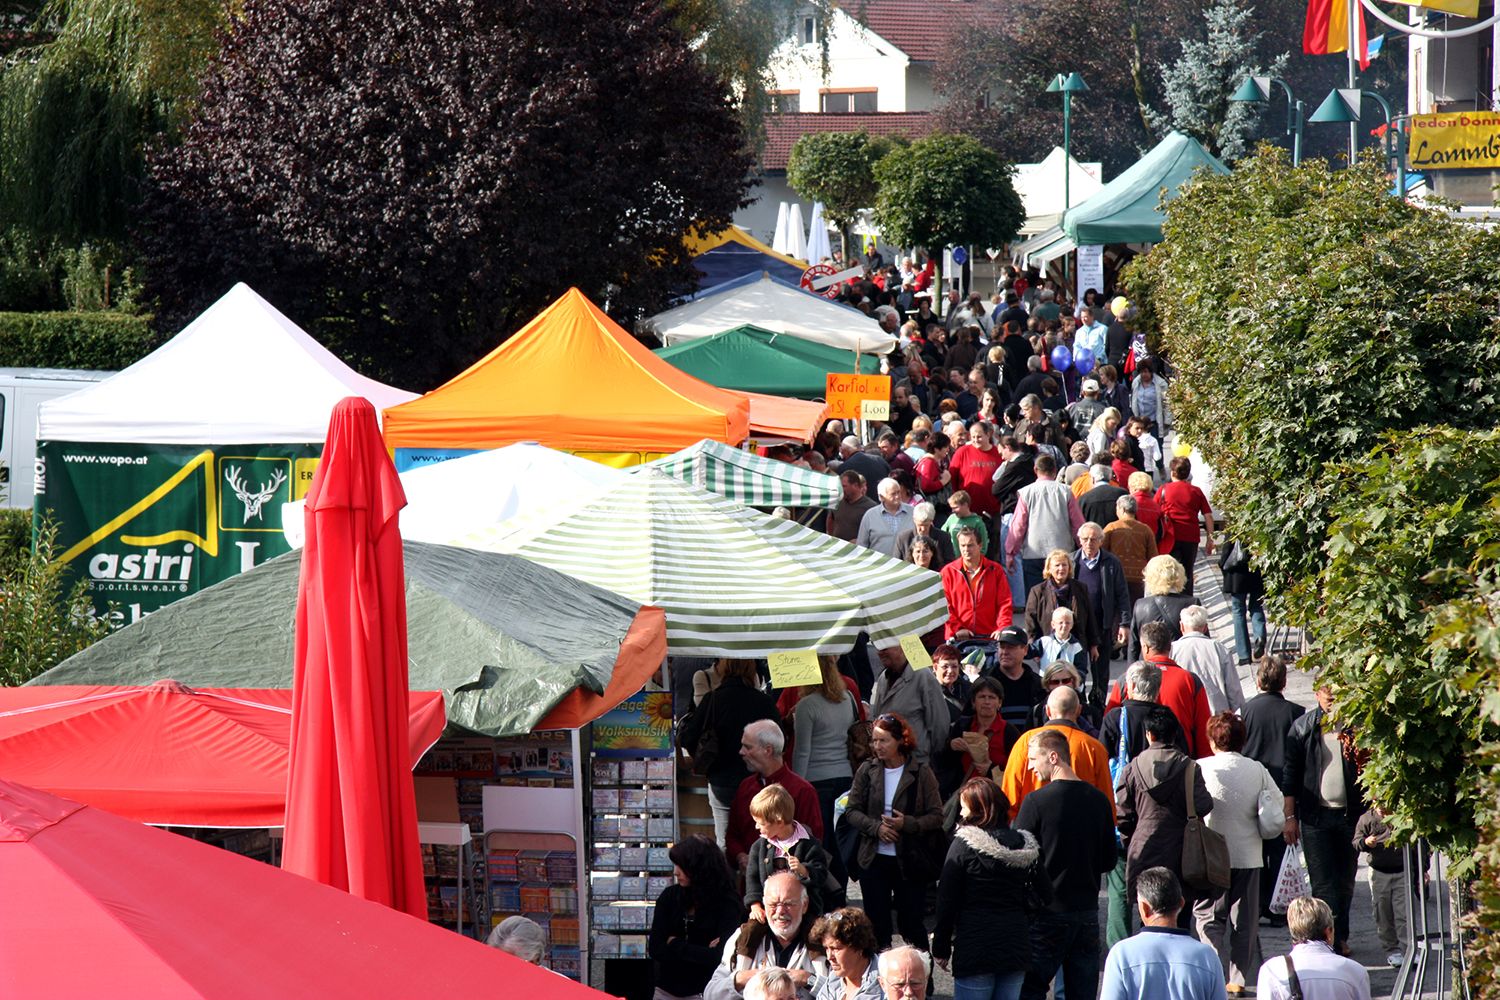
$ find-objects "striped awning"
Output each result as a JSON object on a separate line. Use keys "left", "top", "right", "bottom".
{"left": 457, "top": 470, "right": 947, "bottom": 655}
{"left": 1011, "top": 225, "right": 1076, "bottom": 268}
{"left": 639, "top": 439, "right": 841, "bottom": 509}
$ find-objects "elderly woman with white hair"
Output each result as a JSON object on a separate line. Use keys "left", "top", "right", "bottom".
{"left": 487, "top": 915, "right": 548, "bottom": 965}
{"left": 894, "top": 501, "right": 955, "bottom": 566}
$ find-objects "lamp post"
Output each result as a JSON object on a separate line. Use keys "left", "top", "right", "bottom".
{"left": 1046, "top": 72, "right": 1089, "bottom": 212}
{"left": 1308, "top": 87, "right": 1407, "bottom": 200}
{"left": 1230, "top": 76, "right": 1306, "bottom": 166}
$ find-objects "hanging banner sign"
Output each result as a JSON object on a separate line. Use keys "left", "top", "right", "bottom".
{"left": 824, "top": 373, "right": 892, "bottom": 421}
{"left": 1076, "top": 245, "right": 1105, "bottom": 302}
{"left": 35, "top": 441, "right": 320, "bottom": 625}
{"left": 1407, "top": 112, "right": 1500, "bottom": 170}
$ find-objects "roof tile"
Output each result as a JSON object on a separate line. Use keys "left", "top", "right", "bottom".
{"left": 762, "top": 112, "right": 937, "bottom": 170}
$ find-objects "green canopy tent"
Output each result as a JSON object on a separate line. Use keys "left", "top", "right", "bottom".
{"left": 457, "top": 469, "right": 947, "bottom": 656}
{"left": 654, "top": 324, "right": 879, "bottom": 398}
{"left": 1061, "top": 131, "right": 1230, "bottom": 246}
{"left": 639, "top": 438, "right": 841, "bottom": 509}
{"left": 27, "top": 541, "right": 667, "bottom": 738}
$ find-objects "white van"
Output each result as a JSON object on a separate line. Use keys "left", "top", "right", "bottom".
{"left": 0, "top": 368, "right": 112, "bottom": 510}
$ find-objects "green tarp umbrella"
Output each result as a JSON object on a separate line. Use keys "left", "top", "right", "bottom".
{"left": 28, "top": 541, "right": 666, "bottom": 738}
{"left": 1061, "top": 131, "right": 1230, "bottom": 246}
{"left": 654, "top": 324, "right": 879, "bottom": 398}
{"left": 639, "top": 438, "right": 841, "bottom": 509}
{"left": 457, "top": 469, "right": 947, "bottom": 656}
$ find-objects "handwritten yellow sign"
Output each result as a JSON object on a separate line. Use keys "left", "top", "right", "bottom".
{"left": 898, "top": 634, "right": 932, "bottom": 670}
{"left": 767, "top": 650, "right": 822, "bottom": 688}
{"left": 825, "top": 373, "right": 892, "bottom": 421}
{"left": 1407, "top": 111, "right": 1500, "bottom": 171}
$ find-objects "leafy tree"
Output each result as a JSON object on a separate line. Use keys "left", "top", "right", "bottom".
{"left": 786, "top": 130, "right": 884, "bottom": 261}
{"left": 872, "top": 133, "right": 1023, "bottom": 288}
{"left": 0, "top": 0, "right": 225, "bottom": 243}
{"left": 0, "top": 516, "right": 112, "bottom": 684}
{"left": 137, "top": 0, "right": 752, "bottom": 389}
{"left": 1145, "top": 0, "right": 1288, "bottom": 161}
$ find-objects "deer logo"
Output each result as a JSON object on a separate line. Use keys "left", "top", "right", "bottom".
{"left": 225, "top": 465, "right": 288, "bottom": 523}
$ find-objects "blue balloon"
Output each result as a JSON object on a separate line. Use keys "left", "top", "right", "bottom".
{"left": 1073, "top": 346, "right": 1096, "bottom": 375}
{"left": 1050, "top": 344, "right": 1072, "bottom": 371}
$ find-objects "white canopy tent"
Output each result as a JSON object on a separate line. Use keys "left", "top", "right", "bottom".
{"left": 282, "top": 442, "right": 627, "bottom": 548}
{"left": 647, "top": 274, "right": 896, "bottom": 355}
{"left": 1011, "top": 147, "right": 1105, "bottom": 238}
{"left": 37, "top": 283, "right": 416, "bottom": 443}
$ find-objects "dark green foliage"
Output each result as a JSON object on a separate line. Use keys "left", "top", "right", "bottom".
{"left": 786, "top": 131, "right": 884, "bottom": 260}
{"left": 0, "top": 508, "right": 30, "bottom": 561}
{"left": 0, "top": 310, "right": 155, "bottom": 370}
{"left": 138, "top": 0, "right": 752, "bottom": 390}
{"left": 872, "top": 133, "right": 1024, "bottom": 263}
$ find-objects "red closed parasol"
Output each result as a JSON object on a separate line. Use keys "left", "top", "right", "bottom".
{"left": 282, "top": 396, "right": 425, "bottom": 916}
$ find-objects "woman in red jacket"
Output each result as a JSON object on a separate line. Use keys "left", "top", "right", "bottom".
{"left": 1155, "top": 456, "right": 1215, "bottom": 595}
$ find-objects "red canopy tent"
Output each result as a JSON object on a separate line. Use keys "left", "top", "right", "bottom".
{"left": 0, "top": 681, "right": 445, "bottom": 827}
{"left": 0, "top": 779, "right": 609, "bottom": 998}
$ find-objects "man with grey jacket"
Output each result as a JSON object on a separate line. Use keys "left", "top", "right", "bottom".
{"left": 1171, "top": 606, "right": 1245, "bottom": 714}
{"left": 870, "top": 643, "right": 948, "bottom": 765}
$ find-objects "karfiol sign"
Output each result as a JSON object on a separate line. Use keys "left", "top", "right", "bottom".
{"left": 1407, "top": 112, "right": 1500, "bottom": 170}
{"left": 37, "top": 442, "right": 319, "bottom": 624}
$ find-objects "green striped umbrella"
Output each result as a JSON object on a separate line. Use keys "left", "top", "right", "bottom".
{"left": 457, "top": 470, "right": 946, "bottom": 656}
{"left": 640, "top": 438, "right": 840, "bottom": 509}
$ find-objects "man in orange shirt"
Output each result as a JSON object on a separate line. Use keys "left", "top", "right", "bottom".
{"left": 999, "top": 686, "right": 1113, "bottom": 821}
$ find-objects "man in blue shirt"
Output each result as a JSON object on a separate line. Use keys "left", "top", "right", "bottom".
{"left": 1074, "top": 305, "right": 1109, "bottom": 363}
{"left": 1100, "top": 867, "right": 1226, "bottom": 1000}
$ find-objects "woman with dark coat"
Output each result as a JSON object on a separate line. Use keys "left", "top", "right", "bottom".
{"left": 679, "top": 659, "right": 779, "bottom": 847}
{"left": 649, "top": 836, "right": 746, "bottom": 1000}
{"left": 1218, "top": 539, "right": 1266, "bottom": 664}
{"left": 843, "top": 712, "right": 945, "bottom": 951}
{"left": 1127, "top": 554, "right": 1197, "bottom": 664}
{"left": 1024, "top": 549, "right": 1101, "bottom": 661}
{"left": 930, "top": 779, "right": 1050, "bottom": 1000}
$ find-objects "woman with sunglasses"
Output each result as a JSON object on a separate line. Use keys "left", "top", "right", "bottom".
{"left": 842, "top": 712, "right": 944, "bottom": 951}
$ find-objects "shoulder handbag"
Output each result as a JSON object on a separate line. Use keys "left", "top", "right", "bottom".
{"left": 687, "top": 689, "right": 720, "bottom": 777}
{"left": 900, "top": 763, "right": 949, "bottom": 883}
{"left": 1283, "top": 955, "right": 1304, "bottom": 1000}
{"left": 845, "top": 690, "right": 873, "bottom": 771}
{"left": 1180, "top": 760, "right": 1232, "bottom": 893}
{"left": 834, "top": 765, "right": 871, "bottom": 881}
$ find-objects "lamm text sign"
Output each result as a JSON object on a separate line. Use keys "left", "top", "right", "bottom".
{"left": 1407, "top": 112, "right": 1500, "bottom": 171}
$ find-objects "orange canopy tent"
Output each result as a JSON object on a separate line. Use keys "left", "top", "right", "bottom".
{"left": 382, "top": 289, "right": 826, "bottom": 469}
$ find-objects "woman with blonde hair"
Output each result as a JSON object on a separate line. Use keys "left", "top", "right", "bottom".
{"left": 1024, "top": 549, "right": 1100, "bottom": 663}
{"left": 792, "top": 656, "right": 865, "bottom": 899}
{"left": 1127, "top": 554, "right": 1195, "bottom": 662}
{"left": 1086, "top": 407, "right": 1123, "bottom": 458}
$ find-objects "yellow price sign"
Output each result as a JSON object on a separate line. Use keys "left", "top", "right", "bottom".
{"left": 898, "top": 634, "right": 932, "bottom": 669}
{"left": 767, "top": 649, "right": 822, "bottom": 688}
{"left": 860, "top": 399, "right": 890, "bottom": 421}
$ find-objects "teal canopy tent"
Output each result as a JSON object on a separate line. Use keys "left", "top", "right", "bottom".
{"left": 655, "top": 324, "right": 879, "bottom": 398}
{"left": 1061, "top": 131, "right": 1229, "bottom": 246}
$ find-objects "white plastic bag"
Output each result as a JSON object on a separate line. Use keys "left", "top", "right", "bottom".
{"left": 1269, "top": 844, "right": 1310, "bottom": 914}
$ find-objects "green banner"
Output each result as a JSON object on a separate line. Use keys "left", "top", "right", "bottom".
{"left": 35, "top": 441, "right": 321, "bottom": 624}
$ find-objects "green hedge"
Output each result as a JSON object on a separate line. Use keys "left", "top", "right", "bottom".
{"left": 0, "top": 311, "right": 156, "bottom": 371}
{"left": 0, "top": 508, "right": 30, "bottom": 565}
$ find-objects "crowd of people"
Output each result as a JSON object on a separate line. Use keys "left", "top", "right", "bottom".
{"left": 642, "top": 270, "right": 1409, "bottom": 1000}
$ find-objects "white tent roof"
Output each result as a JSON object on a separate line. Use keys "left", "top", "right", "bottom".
{"left": 37, "top": 283, "right": 416, "bottom": 444}
{"left": 281, "top": 442, "right": 627, "bottom": 548}
{"left": 1012, "top": 147, "right": 1105, "bottom": 236}
{"left": 648, "top": 274, "right": 896, "bottom": 355}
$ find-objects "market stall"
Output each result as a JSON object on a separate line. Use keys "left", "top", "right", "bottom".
{"left": 457, "top": 467, "right": 947, "bottom": 655}
{"left": 33, "top": 282, "right": 416, "bottom": 622}
{"left": 654, "top": 323, "right": 880, "bottom": 397}
{"left": 683, "top": 225, "right": 806, "bottom": 289}
{"left": 381, "top": 287, "right": 825, "bottom": 470}
{"left": 645, "top": 272, "right": 896, "bottom": 355}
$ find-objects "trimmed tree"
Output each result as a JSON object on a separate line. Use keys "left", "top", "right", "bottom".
{"left": 871, "top": 133, "right": 1023, "bottom": 289}
{"left": 137, "top": 0, "right": 752, "bottom": 389}
{"left": 785, "top": 130, "right": 883, "bottom": 261}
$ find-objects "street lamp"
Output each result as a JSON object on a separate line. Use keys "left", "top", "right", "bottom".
{"left": 1229, "top": 76, "right": 1306, "bottom": 166}
{"left": 1308, "top": 87, "right": 1407, "bottom": 200}
{"left": 1046, "top": 72, "right": 1089, "bottom": 212}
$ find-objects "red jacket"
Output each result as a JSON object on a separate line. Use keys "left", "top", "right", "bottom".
{"left": 940, "top": 557, "right": 1014, "bottom": 639}
{"left": 724, "top": 765, "right": 823, "bottom": 863}
{"left": 1105, "top": 653, "right": 1211, "bottom": 757}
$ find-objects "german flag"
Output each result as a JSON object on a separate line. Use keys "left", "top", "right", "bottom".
{"left": 1304, "top": 0, "right": 1371, "bottom": 68}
